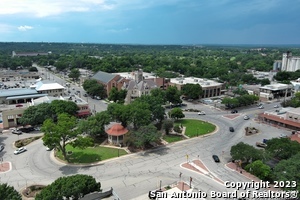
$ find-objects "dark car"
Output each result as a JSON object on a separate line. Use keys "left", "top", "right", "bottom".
{"left": 212, "top": 155, "right": 220, "bottom": 163}
{"left": 19, "top": 127, "right": 35, "bottom": 133}
{"left": 231, "top": 110, "right": 238, "bottom": 114}
{"left": 229, "top": 127, "right": 234, "bottom": 132}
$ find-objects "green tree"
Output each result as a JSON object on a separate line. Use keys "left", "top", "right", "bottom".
{"left": 124, "top": 124, "right": 161, "bottom": 149}
{"left": 265, "top": 138, "right": 300, "bottom": 160}
{"left": 273, "top": 153, "right": 300, "bottom": 192}
{"left": 50, "top": 100, "right": 79, "bottom": 116}
{"left": 135, "top": 95, "right": 166, "bottom": 122}
{"left": 150, "top": 88, "right": 166, "bottom": 104}
{"left": 82, "top": 79, "right": 106, "bottom": 98}
{"left": 165, "top": 86, "right": 182, "bottom": 104}
{"left": 107, "top": 103, "right": 131, "bottom": 127}
{"left": 230, "top": 142, "right": 263, "bottom": 164}
{"left": 41, "top": 113, "right": 90, "bottom": 162}
{"left": 245, "top": 160, "right": 271, "bottom": 180}
{"left": 162, "top": 119, "right": 174, "bottom": 135}
{"left": 108, "top": 87, "right": 127, "bottom": 103}
{"left": 18, "top": 103, "right": 52, "bottom": 126}
{"left": 28, "top": 66, "right": 38, "bottom": 72}
{"left": 35, "top": 174, "right": 101, "bottom": 200}
{"left": 182, "top": 83, "right": 203, "bottom": 99}
{"left": 0, "top": 183, "right": 22, "bottom": 200}
{"left": 169, "top": 108, "right": 185, "bottom": 121}
{"left": 68, "top": 68, "right": 80, "bottom": 81}
{"left": 128, "top": 101, "right": 152, "bottom": 130}
{"left": 260, "top": 78, "right": 270, "bottom": 86}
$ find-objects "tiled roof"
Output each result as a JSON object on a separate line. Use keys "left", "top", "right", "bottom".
{"left": 92, "top": 71, "right": 117, "bottom": 84}
{"left": 260, "top": 113, "right": 300, "bottom": 128}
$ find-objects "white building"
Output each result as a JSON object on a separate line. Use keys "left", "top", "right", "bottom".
{"left": 30, "top": 80, "right": 65, "bottom": 97}
{"left": 169, "top": 77, "right": 225, "bottom": 98}
{"left": 282, "top": 52, "right": 300, "bottom": 72}
{"left": 259, "top": 83, "right": 292, "bottom": 100}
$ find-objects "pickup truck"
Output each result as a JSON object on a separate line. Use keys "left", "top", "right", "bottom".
{"left": 256, "top": 142, "right": 267, "bottom": 148}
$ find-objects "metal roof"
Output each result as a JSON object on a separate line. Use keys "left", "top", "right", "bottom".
{"left": 92, "top": 71, "right": 117, "bottom": 84}
{"left": 6, "top": 94, "right": 48, "bottom": 100}
{"left": 0, "top": 88, "right": 38, "bottom": 97}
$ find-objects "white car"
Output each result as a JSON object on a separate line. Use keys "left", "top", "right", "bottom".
{"left": 258, "top": 106, "right": 264, "bottom": 109}
{"left": 280, "top": 134, "right": 288, "bottom": 138}
{"left": 14, "top": 147, "right": 27, "bottom": 155}
{"left": 244, "top": 115, "right": 250, "bottom": 120}
{"left": 274, "top": 105, "right": 279, "bottom": 108}
{"left": 198, "top": 111, "right": 206, "bottom": 115}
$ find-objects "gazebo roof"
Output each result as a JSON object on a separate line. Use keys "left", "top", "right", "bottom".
{"left": 106, "top": 123, "right": 128, "bottom": 136}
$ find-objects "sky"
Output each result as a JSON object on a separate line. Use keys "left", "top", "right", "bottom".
{"left": 0, "top": 0, "right": 300, "bottom": 45}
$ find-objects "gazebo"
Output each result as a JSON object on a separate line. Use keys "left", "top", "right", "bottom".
{"left": 106, "top": 123, "right": 128, "bottom": 145}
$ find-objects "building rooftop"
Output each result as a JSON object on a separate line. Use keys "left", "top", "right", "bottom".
{"left": 32, "top": 95, "right": 88, "bottom": 106}
{"left": 31, "top": 80, "right": 65, "bottom": 91}
{"left": 170, "top": 77, "right": 223, "bottom": 87}
{"left": 259, "top": 83, "right": 291, "bottom": 91}
{"left": 0, "top": 88, "right": 38, "bottom": 97}
{"left": 115, "top": 72, "right": 156, "bottom": 80}
{"left": 92, "top": 71, "right": 117, "bottom": 84}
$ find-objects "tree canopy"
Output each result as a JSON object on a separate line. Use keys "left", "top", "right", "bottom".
{"left": 41, "top": 113, "right": 92, "bottom": 161}
{"left": 35, "top": 174, "right": 101, "bottom": 200}
{"left": 230, "top": 142, "right": 264, "bottom": 163}
{"left": 124, "top": 124, "right": 161, "bottom": 149}
{"left": 0, "top": 183, "right": 22, "bottom": 200}
{"left": 181, "top": 83, "right": 203, "bottom": 99}
{"left": 82, "top": 79, "right": 106, "bottom": 98}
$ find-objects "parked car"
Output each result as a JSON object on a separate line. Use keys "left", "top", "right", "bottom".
{"left": 212, "top": 155, "right": 220, "bottom": 163}
{"left": 229, "top": 127, "right": 234, "bottom": 132}
{"left": 274, "top": 105, "right": 279, "bottom": 108}
{"left": 256, "top": 142, "right": 267, "bottom": 148}
{"left": 12, "top": 129, "right": 22, "bottom": 135}
{"left": 83, "top": 94, "right": 88, "bottom": 97}
{"left": 14, "top": 147, "right": 27, "bottom": 155}
{"left": 263, "top": 139, "right": 268, "bottom": 144}
{"left": 0, "top": 145, "right": 4, "bottom": 152}
{"left": 243, "top": 115, "right": 250, "bottom": 120}
{"left": 19, "top": 126, "right": 35, "bottom": 133}
{"left": 280, "top": 133, "right": 288, "bottom": 138}
{"left": 258, "top": 106, "right": 264, "bottom": 109}
{"left": 198, "top": 111, "right": 206, "bottom": 115}
{"left": 231, "top": 110, "right": 238, "bottom": 114}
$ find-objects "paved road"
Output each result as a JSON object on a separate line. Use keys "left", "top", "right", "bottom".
{"left": 0, "top": 67, "right": 292, "bottom": 199}
{"left": 0, "top": 107, "right": 291, "bottom": 200}
{"left": 35, "top": 65, "right": 108, "bottom": 112}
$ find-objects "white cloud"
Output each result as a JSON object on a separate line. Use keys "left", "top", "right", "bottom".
{"left": 18, "top": 25, "right": 33, "bottom": 31}
{"left": 108, "top": 27, "right": 131, "bottom": 33}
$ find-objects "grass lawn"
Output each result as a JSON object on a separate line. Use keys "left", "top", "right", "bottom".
{"left": 175, "top": 119, "right": 216, "bottom": 137}
{"left": 56, "top": 145, "right": 128, "bottom": 164}
{"left": 163, "top": 134, "right": 186, "bottom": 143}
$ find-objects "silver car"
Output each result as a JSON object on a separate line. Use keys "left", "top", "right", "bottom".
{"left": 14, "top": 147, "right": 27, "bottom": 155}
